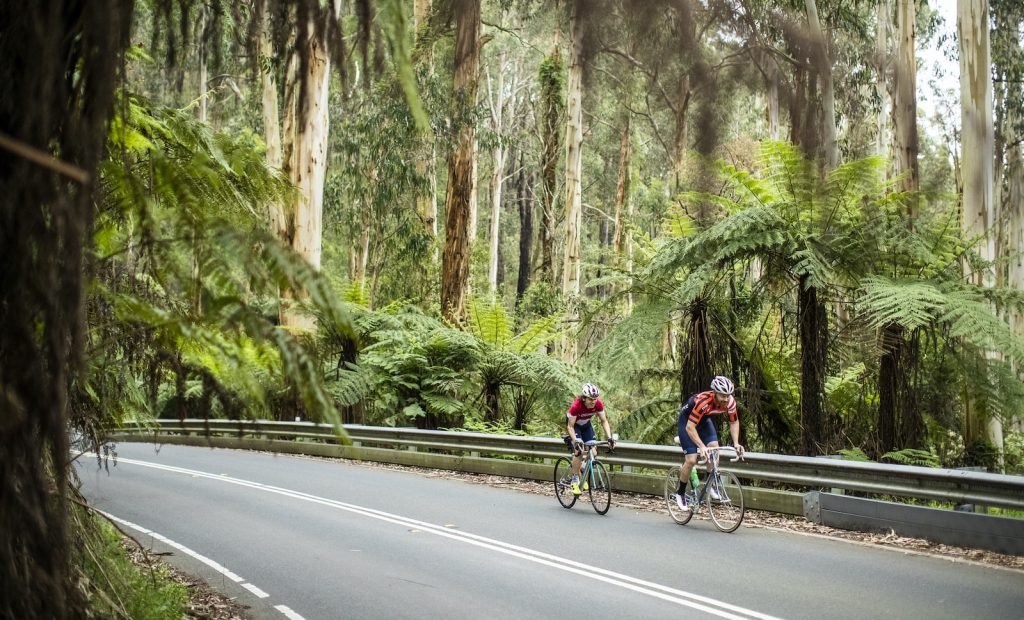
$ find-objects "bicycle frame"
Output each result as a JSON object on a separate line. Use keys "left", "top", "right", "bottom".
{"left": 666, "top": 445, "right": 745, "bottom": 532}
{"left": 555, "top": 440, "right": 614, "bottom": 515}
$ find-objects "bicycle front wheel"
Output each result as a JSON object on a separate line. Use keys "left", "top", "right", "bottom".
{"left": 707, "top": 470, "right": 745, "bottom": 533}
{"left": 553, "top": 457, "right": 577, "bottom": 509}
{"left": 664, "top": 466, "right": 694, "bottom": 525}
{"left": 588, "top": 461, "right": 611, "bottom": 515}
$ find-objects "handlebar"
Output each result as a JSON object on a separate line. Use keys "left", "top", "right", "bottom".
{"left": 672, "top": 436, "right": 743, "bottom": 463}
{"left": 696, "top": 447, "right": 743, "bottom": 465}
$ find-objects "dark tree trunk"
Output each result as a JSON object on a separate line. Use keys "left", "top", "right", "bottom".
{"left": 440, "top": 0, "right": 481, "bottom": 324}
{"left": 0, "top": 2, "right": 132, "bottom": 617}
{"left": 877, "top": 322, "right": 903, "bottom": 455}
{"left": 798, "top": 276, "right": 828, "bottom": 455}
{"left": 679, "top": 298, "right": 712, "bottom": 405}
{"left": 516, "top": 165, "right": 533, "bottom": 301}
{"left": 537, "top": 51, "right": 563, "bottom": 285}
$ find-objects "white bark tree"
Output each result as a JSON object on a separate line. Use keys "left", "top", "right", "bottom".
{"left": 280, "top": 6, "right": 333, "bottom": 329}
{"left": 806, "top": 0, "right": 839, "bottom": 171}
{"left": 561, "top": 0, "right": 585, "bottom": 360}
{"left": 958, "top": 0, "right": 1003, "bottom": 461}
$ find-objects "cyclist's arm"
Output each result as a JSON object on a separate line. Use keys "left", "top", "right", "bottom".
{"left": 596, "top": 410, "right": 613, "bottom": 443}
{"left": 566, "top": 413, "right": 579, "bottom": 441}
{"left": 728, "top": 418, "right": 744, "bottom": 456}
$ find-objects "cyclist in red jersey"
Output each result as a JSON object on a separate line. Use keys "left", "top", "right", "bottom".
{"left": 671, "top": 376, "right": 744, "bottom": 511}
{"left": 566, "top": 383, "right": 615, "bottom": 495}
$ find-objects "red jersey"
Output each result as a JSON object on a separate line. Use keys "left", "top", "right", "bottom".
{"left": 682, "top": 391, "right": 737, "bottom": 425}
{"left": 567, "top": 397, "right": 604, "bottom": 425}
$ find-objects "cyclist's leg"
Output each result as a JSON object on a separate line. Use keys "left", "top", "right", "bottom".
{"left": 699, "top": 418, "right": 719, "bottom": 476}
{"left": 570, "top": 421, "right": 595, "bottom": 476}
{"left": 677, "top": 414, "right": 700, "bottom": 492}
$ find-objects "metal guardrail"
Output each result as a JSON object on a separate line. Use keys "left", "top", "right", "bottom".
{"left": 110, "top": 419, "right": 1024, "bottom": 512}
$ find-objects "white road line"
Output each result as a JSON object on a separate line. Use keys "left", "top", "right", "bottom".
{"left": 103, "top": 455, "right": 783, "bottom": 620}
{"left": 275, "top": 605, "right": 306, "bottom": 620}
{"left": 242, "top": 583, "right": 270, "bottom": 598}
{"left": 99, "top": 510, "right": 293, "bottom": 618}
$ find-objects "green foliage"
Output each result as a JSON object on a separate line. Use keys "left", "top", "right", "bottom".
{"left": 880, "top": 448, "right": 941, "bottom": 468}
{"left": 77, "top": 512, "right": 188, "bottom": 619}
{"left": 79, "top": 98, "right": 353, "bottom": 441}
{"left": 836, "top": 447, "right": 872, "bottom": 461}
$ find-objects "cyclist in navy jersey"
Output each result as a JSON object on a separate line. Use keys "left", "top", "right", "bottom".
{"left": 566, "top": 383, "right": 615, "bottom": 495}
{"left": 672, "top": 376, "right": 744, "bottom": 511}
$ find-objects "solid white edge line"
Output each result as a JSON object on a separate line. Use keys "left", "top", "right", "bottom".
{"left": 274, "top": 605, "right": 307, "bottom": 620}
{"left": 103, "top": 455, "right": 782, "bottom": 620}
{"left": 242, "top": 583, "right": 270, "bottom": 599}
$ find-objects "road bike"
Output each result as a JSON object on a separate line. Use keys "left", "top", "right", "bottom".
{"left": 553, "top": 438, "right": 613, "bottom": 515}
{"left": 664, "top": 444, "right": 745, "bottom": 532}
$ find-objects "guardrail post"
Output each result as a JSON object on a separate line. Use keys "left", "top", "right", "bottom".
{"left": 816, "top": 455, "right": 845, "bottom": 495}
{"left": 956, "top": 466, "right": 988, "bottom": 513}
{"left": 470, "top": 451, "right": 480, "bottom": 458}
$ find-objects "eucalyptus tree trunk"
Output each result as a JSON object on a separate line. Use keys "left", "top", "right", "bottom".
{"left": 561, "top": 0, "right": 584, "bottom": 361}
{"left": 875, "top": 0, "right": 891, "bottom": 161}
{"left": 806, "top": 0, "right": 839, "bottom": 170}
{"left": 538, "top": 49, "right": 563, "bottom": 285}
{"left": 413, "top": 0, "right": 437, "bottom": 246}
{"left": 1007, "top": 115, "right": 1024, "bottom": 335}
{"left": 612, "top": 110, "right": 631, "bottom": 264}
{"left": 879, "top": 0, "right": 923, "bottom": 454}
{"left": 440, "top": 0, "right": 481, "bottom": 324}
{"left": 487, "top": 51, "right": 508, "bottom": 294}
{"left": 198, "top": 6, "right": 208, "bottom": 124}
{"left": 280, "top": 9, "right": 331, "bottom": 330}
{"left": 767, "top": 68, "right": 780, "bottom": 141}
{"left": 672, "top": 74, "right": 691, "bottom": 189}
{"left": 259, "top": 7, "right": 287, "bottom": 242}
{"left": 562, "top": 0, "right": 584, "bottom": 292}
{"left": 516, "top": 163, "right": 533, "bottom": 301}
{"left": 894, "top": 0, "right": 919, "bottom": 203}
{"left": 958, "top": 0, "right": 1003, "bottom": 463}
{"left": 469, "top": 134, "right": 480, "bottom": 243}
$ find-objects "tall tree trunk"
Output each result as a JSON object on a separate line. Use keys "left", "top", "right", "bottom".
{"left": 806, "top": 0, "right": 839, "bottom": 170}
{"left": 259, "top": 6, "right": 286, "bottom": 241}
{"left": 413, "top": 0, "right": 437, "bottom": 250}
{"left": 612, "top": 109, "right": 631, "bottom": 262}
{"left": 894, "top": 0, "right": 919, "bottom": 203}
{"left": 625, "top": 182, "right": 635, "bottom": 314}
{"left": 538, "top": 50, "right": 563, "bottom": 285}
{"left": 198, "top": 6, "right": 208, "bottom": 124}
{"left": 440, "top": 0, "right": 481, "bottom": 324}
{"left": 1, "top": 1, "right": 131, "bottom": 616}
{"left": 487, "top": 52, "right": 508, "bottom": 294}
{"left": 561, "top": 0, "right": 585, "bottom": 361}
{"left": 799, "top": 276, "right": 828, "bottom": 456}
{"left": 877, "top": 0, "right": 920, "bottom": 456}
{"left": 767, "top": 67, "right": 780, "bottom": 141}
{"left": 516, "top": 164, "right": 533, "bottom": 301}
{"left": 282, "top": 9, "right": 331, "bottom": 330}
{"left": 469, "top": 134, "right": 480, "bottom": 243}
{"left": 958, "top": 0, "right": 1002, "bottom": 462}
{"left": 875, "top": 0, "right": 891, "bottom": 162}
{"left": 672, "top": 74, "right": 691, "bottom": 189}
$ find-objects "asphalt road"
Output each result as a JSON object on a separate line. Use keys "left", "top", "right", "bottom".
{"left": 75, "top": 443, "right": 1023, "bottom": 620}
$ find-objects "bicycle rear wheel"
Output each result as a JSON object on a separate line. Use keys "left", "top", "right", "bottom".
{"left": 553, "top": 457, "right": 577, "bottom": 509}
{"left": 664, "top": 466, "right": 694, "bottom": 525}
{"left": 588, "top": 461, "right": 611, "bottom": 515}
{"left": 707, "top": 470, "right": 745, "bottom": 532}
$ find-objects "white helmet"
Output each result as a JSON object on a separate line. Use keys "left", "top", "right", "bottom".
{"left": 710, "top": 376, "right": 734, "bottom": 395}
{"left": 581, "top": 383, "right": 599, "bottom": 398}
